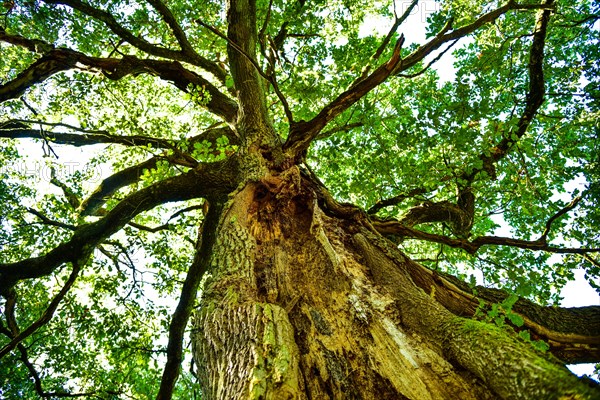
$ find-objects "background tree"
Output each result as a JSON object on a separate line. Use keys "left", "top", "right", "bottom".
{"left": 0, "top": 0, "right": 599, "bottom": 398}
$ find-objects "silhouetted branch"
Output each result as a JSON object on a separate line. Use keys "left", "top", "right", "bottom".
{"left": 0, "top": 120, "right": 239, "bottom": 148}
{"left": 128, "top": 204, "right": 204, "bottom": 234}
{"left": 42, "top": 0, "right": 226, "bottom": 82}
{"left": 16, "top": 341, "right": 121, "bottom": 398}
{"left": 283, "top": 0, "right": 554, "bottom": 159}
{"left": 156, "top": 202, "right": 223, "bottom": 400}
{"left": 372, "top": 219, "right": 600, "bottom": 255}
{"left": 0, "top": 262, "right": 80, "bottom": 359}
{"left": 0, "top": 159, "right": 238, "bottom": 295}
{"left": 373, "top": 0, "right": 418, "bottom": 61}
{"left": 49, "top": 167, "right": 81, "bottom": 209}
{"left": 397, "top": 39, "right": 459, "bottom": 79}
{"left": 0, "top": 33, "right": 238, "bottom": 122}
{"left": 540, "top": 194, "right": 582, "bottom": 242}
{"left": 26, "top": 208, "right": 77, "bottom": 230}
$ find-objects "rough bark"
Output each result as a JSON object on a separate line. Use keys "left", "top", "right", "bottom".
{"left": 2, "top": 0, "right": 599, "bottom": 398}
{"left": 191, "top": 168, "right": 600, "bottom": 400}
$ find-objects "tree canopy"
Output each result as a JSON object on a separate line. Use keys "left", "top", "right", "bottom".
{"left": 0, "top": 0, "right": 599, "bottom": 398}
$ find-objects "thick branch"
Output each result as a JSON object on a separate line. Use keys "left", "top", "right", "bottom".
{"left": 283, "top": 0, "right": 554, "bottom": 159}
{"left": 41, "top": 0, "right": 226, "bottom": 82}
{"left": 464, "top": 0, "right": 551, "bottom": 182}
{"left": 0, "top": 159, "right": 238, "bottom": 295}
{"left": 354, "top": 229, "right": 598, "bottom": 397}
{"left": 386, "top": 0, "right": 553, "bottom": 238}
{"left": 277, "top": 21, "right": 402, "bottom": 155}
{"left": 144, "top": 0, "right": 197, "bottom": 56}
{"left": 0, "top": 49, "right": 80, "bottom": 102}
{"left": 226, "top": 0, "right": 276, "bottom": 142}
{"left": 398, "top": 200, "right": 474, "bottom": 237}
{"left": 405, "top": 259, "right": 600, "bottom": 363}
{"left": 284, "top": 35, "right": 405, "bottom": 158}
{"left": 202, "top": 20, "right": 295, "bottom": 126}
{"left": 0, "top": 127, "right": 174, "bottom": 148}
{"left": 0, "top": 36, "right": 238, "bottom": 122}
{"left": 78, "top": 157, "right": 161, "bottom": 216}
{"left": 0, "top": 26, "right": 54, "bottom": 53}
{"left": 78, "top": 129, "right": 240, "bottom": 216}
{"left": 367, "top": 187, "right": 433, "bottom": 214}
{"left": 156, "top": 202, "right": 223, "bottom": 400}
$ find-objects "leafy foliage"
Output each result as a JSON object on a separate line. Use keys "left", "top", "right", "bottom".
{"left": 0, "top": 0, "right": 599, "bottom": 397}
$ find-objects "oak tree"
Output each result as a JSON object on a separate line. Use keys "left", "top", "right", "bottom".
{"left": 1, "top": 0, "right": 599, "bottom": 398}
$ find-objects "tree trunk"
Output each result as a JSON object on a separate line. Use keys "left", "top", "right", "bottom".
{"left": 191, "top": 167, "right": 598, "bottom": 400}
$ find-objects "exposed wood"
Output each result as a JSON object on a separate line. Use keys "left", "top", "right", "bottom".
{"left": 192, "top": 175, "right": 599, "bottom": 399}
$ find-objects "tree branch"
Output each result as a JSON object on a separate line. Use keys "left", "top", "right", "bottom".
{"left": 156, "top": 202, "right": 224, "bottom": 400}
{"left": 397, "top": 39, "right": 459, "bottom": 79}
{"left": 50, "top": 167, "right": 81, "bottom": 209}
{"left": 583, "top": 254, "right": 600, "bottom": 269}
{"left": 373, "top": 0, "right": 418, "bottom": 61}
{"left": 0, "top": 125, "right": 175, "bottom": 148}
{"left": 41, "top": 0, "right": 226, "bottom": 82}
{"left": 78, "top": 157, "right": 161, "bottom": 216}
{"left": 144, "top": 0, "right": 196, "bottom": 55}
{"left": 225, "top": 0, "right": 277, "bottom": 143}
{"left": 384, "top": 0, "right": 554, "bottom": 239}
{"left": 15, "top": 341, "right": 121, "bottom": 398}
{"left": 282, "top": 0, "right": 554, "bottom": 159}
{"left": 540, "top": 194, "right": 583, "bottom": 242}
{"left": 398, "top": 200, "right": 474, "bottom": 237}
{"left": 0, "top": 49, "right": 80, "bottom": 102}
{"left": 26, "top": 208, "right": 77, "bottom": 230}
{"left": 0, "top": 120, "right": 239, "bottom": 149}
{"left": 464, "top": 0, "right": 552, "bottom": 182}
{"left": 405, "top": 258, "right": 600, "bottom": 363}
{"left": 372, "top": 218, "right": 600, "bottom": 255}
{"left": 0, "top": 263, "right": 81, "bottom": 359}
{"left": 197, "top": 19, "right": 294, "bottom": 125}
{"left": 0, "top": 34, "right": 238, "bottom": 122}
{"left": 398, "top": 1, "right": 554, "bottom": 74}
{"left": 270, "top": 0, "right": 307, "bottom": 51}
{"left": 127, "top": 204, "right": 204, "bottom": 234}
{"left": 284, "top": 35, "right": 406, "bottom": 158}
{"left": 367, "top": 186, "right": 434, "bottom": 214}
{"left": 315, "top": 122, "right": 364, "bottom": 140}
{"left": 0, "top": 159, "right": 238, "bottom": 295}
